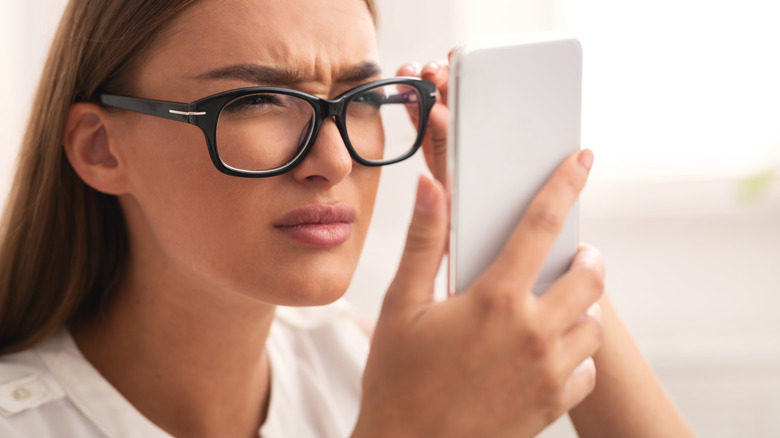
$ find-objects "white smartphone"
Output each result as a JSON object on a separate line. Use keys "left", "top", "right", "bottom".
{"left": 448, "top": 33, "right": 582, "bottom": 295}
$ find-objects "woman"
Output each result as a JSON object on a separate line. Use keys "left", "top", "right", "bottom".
{"left": 0, "top": 0, "right": 693, "bottom": 437}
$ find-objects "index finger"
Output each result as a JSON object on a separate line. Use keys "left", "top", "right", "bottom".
{"left": 489, "top": 149, "right": 593, "bottom": 292}
{"left": 396, "top": 61, "right": 450, "bottom": 183}
{"left": 420, "top": 60, "right": 449, "bottom": 106}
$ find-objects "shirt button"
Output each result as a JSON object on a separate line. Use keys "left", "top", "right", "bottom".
{"left": 12, "top": 387, "right": 31, "bottom": 401}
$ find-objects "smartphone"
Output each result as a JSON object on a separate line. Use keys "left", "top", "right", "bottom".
{"left": 448, "top": 33, "right": 582, "bottom": 295}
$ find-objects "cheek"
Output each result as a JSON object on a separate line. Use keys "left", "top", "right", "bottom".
{"left": 354, "top": 167, "right": 381, "bottom": 235}
{"left": 121, "top": 120, "right": 273, "bottom": 278}
{"left": 120, "top": 118, "right": 383, "bottom": 304}
{"left": 124, "top": 118, "right": 213, "bottom": 191}
{"left": 126, "top": 122, "right": 237, "bottom": 247}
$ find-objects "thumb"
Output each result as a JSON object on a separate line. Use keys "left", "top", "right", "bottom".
{"left": 382, "top": 174, "right": 448, "bottom": 317}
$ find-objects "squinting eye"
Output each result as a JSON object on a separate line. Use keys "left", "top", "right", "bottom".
{"left": 222, "top": 93, "right": 283, "bottom": 115}
{"left": 352, "top": 91, "right": 386, "bottom": 108}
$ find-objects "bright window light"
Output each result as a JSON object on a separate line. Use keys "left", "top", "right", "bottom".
{"left": 565, "top": 0, "right": 780, "bottom": 181}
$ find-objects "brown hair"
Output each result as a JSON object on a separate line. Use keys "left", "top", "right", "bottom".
{"left": 0, "top": 0, "right": 378, "bottom": 354}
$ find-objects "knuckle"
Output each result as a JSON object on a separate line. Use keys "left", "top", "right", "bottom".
{"left": 525, "top": 204, "right": 564, "bottom": 235}
{"left": 404, "top": 225, "right": 432, "bottom": 253}
{"left": 475, "top": 280, "right": 522, "bottom": 322}
{"left": 538, "top": 360, "right": 565, "bottom": 391}
{"left": 431, "top": 134, "right": 447, "bottom": 154}
{"left": 522, "top": 323, "right": 554, "bottom": 357}
{"left": 579, "top": 262, "right": 606, "bottom": 294}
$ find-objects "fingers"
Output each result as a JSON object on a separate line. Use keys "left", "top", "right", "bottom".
{"left": 421, "top": 60, "right": 449, "bottom": 182}
{"left": 383, "top": 175, "right": 448, "bottom": 316}
{"left": 543, "top": 302, "right": 602, "bottom": 419}
{"left": 395, "top": 62, "right": 421, "bottom": 77}
{"left": 420, "top": 60, "right": 449, "bottom": 105}
{"left": 397, "top": 60, "right": 448, "bottom": 91}
{"left": 397, "top": 60, "right": 450, "bottom": 183}
{"left": 539, "top": 244, "right": 605, "bottom": 333}
{"left": 558, "top": 356, "right": 597, "bottom": 413}
{"left": 559, "top": 300, "right": 603, "bottom": 370}
{"left": 550, "top": 249, "right": 604, "bottom": 411}
{"left": 490, "top": 149, "right": 594, "bottom": 292}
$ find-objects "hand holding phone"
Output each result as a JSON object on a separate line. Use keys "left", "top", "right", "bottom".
{"left": 448, "top": 33, "right": 583, "bottom": 295}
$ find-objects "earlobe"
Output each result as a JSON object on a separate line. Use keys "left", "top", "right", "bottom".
{"left": 63, "top": 103, "right": 128, "bottom": 195}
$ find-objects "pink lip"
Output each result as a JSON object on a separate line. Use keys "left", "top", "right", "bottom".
{"left": 273, "top": 203, "right": 357, "bottom": 247}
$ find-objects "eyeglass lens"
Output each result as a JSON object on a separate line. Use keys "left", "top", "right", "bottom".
{"left": 215, "top": 82, "right": 424, "bottom": 172}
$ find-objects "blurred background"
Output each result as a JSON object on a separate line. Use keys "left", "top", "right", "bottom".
{"left": 2, "top": 1, "right": 779, "bottom": 436}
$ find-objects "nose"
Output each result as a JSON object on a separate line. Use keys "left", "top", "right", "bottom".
{"left": 289, "top": 117, "right": 352, "bottom": 185}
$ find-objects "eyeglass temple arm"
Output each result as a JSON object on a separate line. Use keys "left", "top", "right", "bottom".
{"left": 98, "top": 94, "right": 204, "bottom": 124}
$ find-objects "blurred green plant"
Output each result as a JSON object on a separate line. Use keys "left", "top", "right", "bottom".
{"left": 738, "top": 166, "right": 778, "bottom": 201}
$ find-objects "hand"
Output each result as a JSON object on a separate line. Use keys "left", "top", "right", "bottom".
{"left": 354, "top": 150, "right": 604, "bottom": 438}
{"left": 397, "top": 60, "right": 449, "bottom": 184}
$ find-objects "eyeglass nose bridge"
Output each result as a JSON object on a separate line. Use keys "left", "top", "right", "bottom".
{"left": 302, "top": 97, "right": 355, "bottom": 157}
{"left": 318, "top": 97, "right": 347, "bottom": 120}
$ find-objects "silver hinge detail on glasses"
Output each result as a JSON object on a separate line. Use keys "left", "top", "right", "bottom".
{"left": 169, "top": 110, "right": 206, "bottom": 116}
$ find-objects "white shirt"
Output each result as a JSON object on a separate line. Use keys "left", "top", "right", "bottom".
{"left": 0, "top": 302, "right": 370, "bottom": 437}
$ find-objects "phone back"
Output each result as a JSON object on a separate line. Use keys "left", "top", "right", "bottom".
{"left": 448, "top": 33, "right": 582, "bottom": 295}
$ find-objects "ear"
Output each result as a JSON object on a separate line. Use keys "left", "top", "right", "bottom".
{"left": 63, "top": 103, "right": 129, "bottom": 195}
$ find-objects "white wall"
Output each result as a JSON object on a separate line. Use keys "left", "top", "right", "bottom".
{"left": 567, "top": 178, "right": 780, "bottom": 438}
{"left": 0, "top": 1, "right": 69, "bottom": 206}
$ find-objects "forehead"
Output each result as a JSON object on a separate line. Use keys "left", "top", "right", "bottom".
{"left": 137, "top": 0, "right": 379, "bottom": 97}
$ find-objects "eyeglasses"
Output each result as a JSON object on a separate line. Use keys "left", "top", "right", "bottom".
{"left": 97, "top": 77, "right": 437, "bottom": 177}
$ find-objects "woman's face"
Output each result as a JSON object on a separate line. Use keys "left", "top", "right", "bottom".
{"left": 114, "top": 0, "right": 381, "bottom": 306}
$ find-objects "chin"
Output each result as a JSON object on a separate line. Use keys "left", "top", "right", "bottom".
{"left": 225, "top": 240, "right": 364, "bottom": 307}
{"left": 250, "top": 269, "right": 355, "bottom": 308}
{"left": 269, "top": 285, "right": 349, "bottom": 307}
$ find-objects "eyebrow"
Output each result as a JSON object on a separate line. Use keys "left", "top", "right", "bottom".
{"left": 194, "top": 61, "right": 382, "bottom": 86}
{"left": 338, "top": 61, "right": 383, "bottom": 83}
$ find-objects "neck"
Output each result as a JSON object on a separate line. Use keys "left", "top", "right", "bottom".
{"left": 71, "top": 261, "right": 276, "bottom": 438}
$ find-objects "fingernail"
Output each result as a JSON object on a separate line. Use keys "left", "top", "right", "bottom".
{"left": 586, "top": 302, "right": 603, "bottom": 322}
{"left": 578, "top": 149, "right": 594, "bottom": 171}
{"left": 421, "top": 62, "right": 440, "bottom": 80}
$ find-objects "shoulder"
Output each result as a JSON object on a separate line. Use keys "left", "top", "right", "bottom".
{"left": 0, "top": 334, "right": 103, "bottom": 437}
{"left": 0, "top": 345, "right": 65, "bottom": 416}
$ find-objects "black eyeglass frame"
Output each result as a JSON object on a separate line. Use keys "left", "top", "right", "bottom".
{"left": 97, "top": 77, "right": 437, "bottom": 178}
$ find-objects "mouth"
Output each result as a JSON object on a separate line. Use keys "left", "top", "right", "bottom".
{"left": 273, "top": 203, "right": 357, "bottom": 247}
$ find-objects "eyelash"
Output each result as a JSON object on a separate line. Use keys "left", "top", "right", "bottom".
{"left": 221, "top": 94, "right": 285, "bottom": 115}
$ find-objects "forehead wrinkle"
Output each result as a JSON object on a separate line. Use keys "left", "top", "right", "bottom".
{"left": 191, "top": 59, "right": 382, "bottom": 89}
{"left": 336, "top": 60, "right": 382, "bottom": 83}
{"left": 139, "top": 0, "right": 379, "bottom": 95}
{"left": 304, "top": 55, "right": 381, "bottom": 89}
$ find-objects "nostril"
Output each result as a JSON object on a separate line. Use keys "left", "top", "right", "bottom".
{"left": 305, "top": 175, "right": 329, "bottom": 184}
